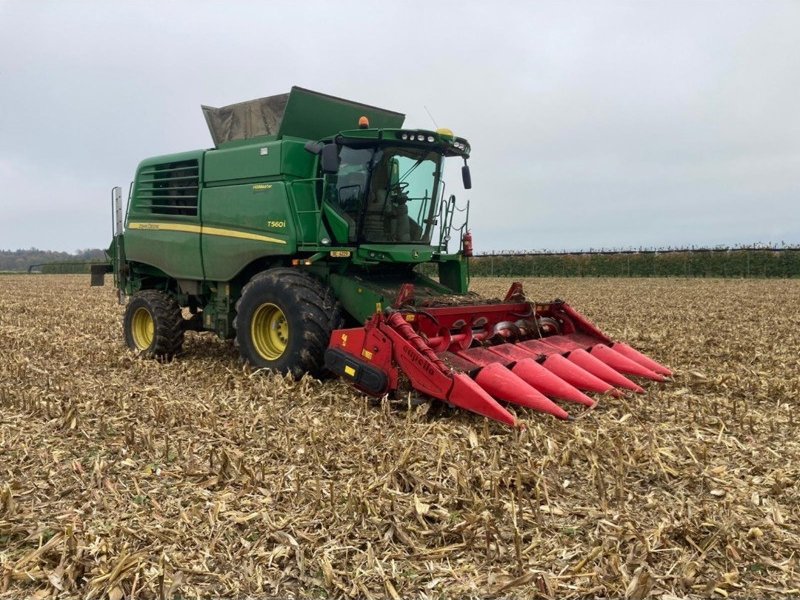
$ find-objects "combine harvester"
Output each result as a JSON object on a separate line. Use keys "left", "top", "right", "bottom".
{"left": 93, "top": 87, "right": 671, "bottom": 426}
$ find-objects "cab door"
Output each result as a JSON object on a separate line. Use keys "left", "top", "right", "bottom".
{"left": 321, "top": 146, "right": 374, "bottom": 244}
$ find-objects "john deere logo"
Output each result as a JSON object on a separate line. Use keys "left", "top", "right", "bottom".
{"left": 412, "top": 250, "right": 420, "bottom": 259}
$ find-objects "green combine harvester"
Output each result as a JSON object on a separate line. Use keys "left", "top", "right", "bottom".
{"left": 94, "top": 87, "right": 671, "bottom": 426}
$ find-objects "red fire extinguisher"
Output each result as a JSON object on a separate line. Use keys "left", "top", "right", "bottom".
{"left": 462, "top": 230, "right": 473, "bottom": 257}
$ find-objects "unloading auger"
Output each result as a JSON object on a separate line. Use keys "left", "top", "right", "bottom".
{"left": 326, "top": 282, "right": 672, "bottom": 426}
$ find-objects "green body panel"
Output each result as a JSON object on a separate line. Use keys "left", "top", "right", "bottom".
{"left": 329, "top": 268, "right": 452, "bottom": 325}
{"left": 276, "top": 87, "right": 405, "bottom": 141}
{"left": 204, "top": 141, "right": 282, "bottom": 182}
{"left": 321, "top": 201, "right": 353, "bottom": 244}
{"left": 125, "top": 228, "right": 203, "bottom": 280}
{"left": 437, "top": 256, "right": 469, "bottom": 294}
{"left": 357, "top": 244, "right": 434, "bottom": 264}
{"left": 289, "top": 177, "right": 326, "bottom": 244}
{"left": 127, "top": 148, "right": 206, "bottom": 223}
{"left": 125, "top": 149, "right": 205, "bottom": 280}
{"left": 201, "top": 182, "right": 295, "bottom": 281}
{"left": 131, "top": 149, "right": 206, "bottom": 179}
{"left": 203, "top": 138, "right": 315, "bottom": 182}
{"left": 110, "top": 87, "right": 472, "bottom": 339}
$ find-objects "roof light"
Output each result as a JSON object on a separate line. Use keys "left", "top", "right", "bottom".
{"left": 358, "top": 116, "right": 369, "bottom": 129}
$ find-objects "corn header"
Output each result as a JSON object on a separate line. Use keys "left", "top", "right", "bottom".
{"left": 93, "top": 87, "right": 671, "bottom": 427}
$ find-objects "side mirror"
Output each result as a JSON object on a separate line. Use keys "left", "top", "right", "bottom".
{"left": 321, "top": 143, "right": 340, "bottom": 174}
{"left": 461, "top": 164, "right": 472, "bottom": 189}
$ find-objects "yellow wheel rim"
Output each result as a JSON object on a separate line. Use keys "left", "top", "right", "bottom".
{"left": 251, "top": 303, "right": 289, "bottom": 361}
{"left": 131, "top": 307, "right": 155, "bottom": 350}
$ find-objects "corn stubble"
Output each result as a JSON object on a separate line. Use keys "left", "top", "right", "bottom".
{"left": 1, "top": 275, "right": 798, "bottom": 599}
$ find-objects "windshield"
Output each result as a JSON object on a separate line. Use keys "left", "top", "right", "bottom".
{"left": 330, "top": 145, "right": 441, "bottom": 244}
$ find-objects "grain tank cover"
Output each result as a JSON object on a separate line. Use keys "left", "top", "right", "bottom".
{"left": 202, "top": 86, "right": 405, "bottom": 148}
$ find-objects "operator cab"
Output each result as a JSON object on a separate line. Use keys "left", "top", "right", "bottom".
{"left": 309, "top": 124, "right": 472, "bottom": 248}
{"left": 331, "top": 144, "right": 438, "bottom": 244}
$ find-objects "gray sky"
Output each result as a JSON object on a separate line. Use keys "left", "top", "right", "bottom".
{"left": 1, "top": 0, "right": 798, "bottom": 253}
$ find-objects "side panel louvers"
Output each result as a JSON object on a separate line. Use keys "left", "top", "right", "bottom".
{"left": 134, "top": 160, "right": 199, "bottom": 216}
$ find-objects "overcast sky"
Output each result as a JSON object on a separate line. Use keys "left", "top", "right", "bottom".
{"left": 1, "top": 0, "right": 798, "bottom": 253}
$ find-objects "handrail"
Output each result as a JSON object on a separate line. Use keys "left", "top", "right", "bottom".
{"left": 438, "top": 195, "right": 469, "bottom": 254}
{"left": 286, "top": 177, "right": 324, "bottom": 245}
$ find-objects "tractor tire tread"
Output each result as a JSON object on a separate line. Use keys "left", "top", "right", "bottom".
{"left": 124, "top": 289, "right": 184, "bottom": 359}
{"left": 234, "top": 268, "right": 342, "bottom": 377}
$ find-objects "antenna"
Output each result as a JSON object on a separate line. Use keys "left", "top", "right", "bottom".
{"left": 423, "top": 105, "right": 439, "bottom": 129}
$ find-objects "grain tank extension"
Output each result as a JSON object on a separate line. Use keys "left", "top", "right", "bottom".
{"left": 93, "top": 87, "right": 671, "bottom": 426}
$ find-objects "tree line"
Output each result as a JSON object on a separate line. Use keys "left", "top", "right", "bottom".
{"left": 0, "top": 248, "right": 105, "bottom": 272}
{"left": 6, "top": 245, "right": 800, "bottom": 278}
{"left": 467, "top": 247, "right": 800, "bottom": 278}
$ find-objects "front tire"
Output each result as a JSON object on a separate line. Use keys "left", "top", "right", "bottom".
{"left": 123, "top": 290, "right": 184, "bottom": 359}
{"left": 234, "top": 269, "right": 341, "bottom": 377}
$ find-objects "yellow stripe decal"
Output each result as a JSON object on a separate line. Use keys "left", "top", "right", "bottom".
{"left": 128, "top": 222, "right": 200, "bottom": 234}
{"left": 202, "top": 226, "right": 287, "bottom": 245}
{"left": 128, "top": 222, "right": 287, "bottom": 245}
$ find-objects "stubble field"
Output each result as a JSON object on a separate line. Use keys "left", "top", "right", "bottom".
{"left": 1, "top": 274, "right": 798, "bottom": 599}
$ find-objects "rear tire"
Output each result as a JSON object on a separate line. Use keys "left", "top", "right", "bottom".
{"left": 234, "top": 268, "right": 341, "bottom": 377}
{"left": 123, "top": 290, "right": 184, "bottom": 359}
